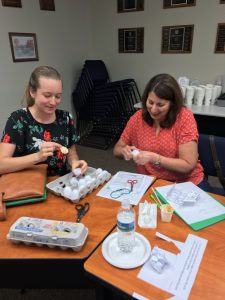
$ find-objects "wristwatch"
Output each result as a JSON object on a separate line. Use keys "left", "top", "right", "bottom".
{"left": 154, "top": 155, "right": 161, "bottom": 166}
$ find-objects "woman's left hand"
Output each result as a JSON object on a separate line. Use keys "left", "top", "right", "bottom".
{"left": 71, "top": 160, "right": 88, "bottom": 175}
{"left": 133, "top": 151, "right": 158, "bottom": 165}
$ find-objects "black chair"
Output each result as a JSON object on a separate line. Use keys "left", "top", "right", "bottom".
{"left": 72, "top": 60, "right": 141, "bottom": 149}
{"left": 198, "top": 134, "right": 225, "bottom": 195}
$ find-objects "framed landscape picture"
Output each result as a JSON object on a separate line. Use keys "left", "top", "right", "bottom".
{"left": 9, "top": 32, "right": 39, "bottom": 62}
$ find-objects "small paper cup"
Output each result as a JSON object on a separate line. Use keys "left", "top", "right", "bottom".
{"left": 160, "top": 204, "right": 174, "bottom": 222}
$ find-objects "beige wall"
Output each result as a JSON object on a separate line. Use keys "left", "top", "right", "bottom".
{"left": 90, "top": 0, "right": 225, "bottom": 94}
{"left": 1, "top": 0, "right": 225, "bottom": 131}
{"left": 0, "top": 0, "right": 92, "bottom": 130}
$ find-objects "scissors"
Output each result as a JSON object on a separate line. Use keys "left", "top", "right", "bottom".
{"left": 75, "top": 202, "right": 90, "bottom": 222}
{"left": 127, "top": 180, "right": 138, "bottom": 192}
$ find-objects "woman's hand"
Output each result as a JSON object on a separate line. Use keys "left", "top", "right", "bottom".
{"left": 133, "top": 151, "right": 158, "bottom": 165}
{"left": 71, "top": 160, "right": 88, "bottom": 175}
{"left": 37, "top": 142, "right": 62, "bottom": 162}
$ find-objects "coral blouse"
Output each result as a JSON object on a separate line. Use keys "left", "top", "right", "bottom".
{"left": 120, "top": 107, "right": 204, "bottom": 185}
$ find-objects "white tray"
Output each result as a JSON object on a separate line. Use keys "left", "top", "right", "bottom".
{"left": 102, "top": 232, "right": 151, "bottom": 269}
{"left": 7, "top": 216, "right": 88, "bottom": 251}
{"left": 46, "top": 167, "right": 111, "bottom": 203}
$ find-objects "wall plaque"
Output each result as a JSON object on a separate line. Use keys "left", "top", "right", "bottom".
{"left": 161, "top": 25, "right": 194, "bottom": 53}
{"left": 118, "top": 27, "right": 144, "bottom": 53}
{"left": 215, "top": 23, "right": 225, "bottom": 53}
{"left": 39, "top": 0, "right": 55, "bottom": 11}
{"left": 1, "top": 0, "right": 21, "bottom": 7}
{"left": 117, "top": 0, "right": 144, "bottom": 13}
{"left": 163, "top": 0, "right": 196, "bottom": 9}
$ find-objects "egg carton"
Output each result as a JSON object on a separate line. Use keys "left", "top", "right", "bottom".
{"left": 7, "top": 216, "right": 88, "bottom": 252}
{"left": 46, "top": 167, "right": 111, "bottom": 203}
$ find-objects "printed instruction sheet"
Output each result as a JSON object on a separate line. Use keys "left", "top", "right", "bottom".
{"left": 97, "top": 171, "right": 154, "bottom": 205}
{"left": 138, "top": 234, "right": 207, "bottom": 300}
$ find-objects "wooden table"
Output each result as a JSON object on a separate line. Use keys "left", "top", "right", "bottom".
{"left": 84, "top": 179, "right": 225, "bottom": 300}
{"left": 0, "top": 180, "right": 120, "bottom": 288}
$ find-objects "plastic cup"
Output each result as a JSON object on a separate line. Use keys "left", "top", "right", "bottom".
{"left": 160, "top": 204, "right": 174, "bottom": 222}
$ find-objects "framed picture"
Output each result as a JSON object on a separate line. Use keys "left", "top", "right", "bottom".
{"left": 39, "top": 0, "right": 55, "bottom": 11}
{"left": 215, "top": 23, "right": 225, "bottom": 53}
{"left": 117, "top": 0, "right": 144, "bottom": 13}
{"left": 118, "top": 27, "right": 144, "bottom": 53}
{"left": 8, "top": 32, "right": 39, "bottom": 62}
{"left": 161, "top": 25, "right": 194, "bottom": 53}
{"left": 1, "top": 0, "right": 21, "bottom": 7}
{"left": 220, "top": 0, "right": 225, "bottom": 3}
{"left": 163, "top": 0, "right": 196, "bottom": 9}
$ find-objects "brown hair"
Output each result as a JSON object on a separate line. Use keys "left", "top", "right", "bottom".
{"left": 23, "top": 65, "right": 62, "bottom": 107}
{"left": 141, "top": 73, "right": 184, "bottom": 128}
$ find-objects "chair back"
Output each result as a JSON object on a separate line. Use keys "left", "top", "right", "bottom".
{"left": 198, "top": 134, "right": 225, "bottom": 177}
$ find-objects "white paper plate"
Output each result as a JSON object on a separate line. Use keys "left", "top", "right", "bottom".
{"left": 102, "top": 232, "right": 151, "bottom": 269}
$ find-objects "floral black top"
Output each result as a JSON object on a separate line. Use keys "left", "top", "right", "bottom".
{"left": 1, "top": 108, "right": 80, "bottom": 176}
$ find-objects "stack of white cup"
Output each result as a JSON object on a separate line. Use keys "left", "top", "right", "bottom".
{"left": 179, "top": 83, "right": 222, "bottom": 107}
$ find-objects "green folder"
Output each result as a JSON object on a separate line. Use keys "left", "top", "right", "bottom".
{"left": 155, "top": 189, "right": 225, "bottom": 231}
{"left": 5, "top": 187, "right": 47, "bottom": 208}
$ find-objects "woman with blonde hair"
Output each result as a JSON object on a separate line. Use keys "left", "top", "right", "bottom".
{"left": 0, "top": 65, "right": 87, "bottom": 176}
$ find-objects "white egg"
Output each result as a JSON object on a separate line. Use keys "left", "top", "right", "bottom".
{"left": 78, "top": 185, "right": 86, "bottom": 195}
{"left": 84, "top": 175, "right": 91, "bottom": 181}
{"left": 78, "top": 178, "right": 86, "bottom": 187}
{"left": 63, "top": 186, "right": 73, "bottom": 199}
{"left": 95, "top": 168, "right": 103, "bottom": 176}
{"left": 69, "top": 177, "right": 78, "bottom": 188}
{"left": 132, "top": 149, "right": 140, "bottom": 157}
{"left": 72, "top": 168, "right": 81, "bottom": 177}
{"left": 70, "top": 189, "right": 80, "bottom": 201}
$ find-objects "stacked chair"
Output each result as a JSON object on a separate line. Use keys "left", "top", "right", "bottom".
{"left": 72, "top": 60, "right": 141, "bottom": 149}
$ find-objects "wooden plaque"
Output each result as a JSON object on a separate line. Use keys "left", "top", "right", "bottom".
{"left": 117, "top": 0, "right": 144, "bottom": 13}
{"left": 39, "top": 0, "right": 55, "bottom": 11}
{"left": 118, "top": 27, "right": 144, "bottom": 53}
{"left": 215, "top": 23, "right": 225, "bottom": 53}
{"left": 163, "top": 0, "right": 196, "bottom": 9}
{"left": 1, "top": 0, "right": 21, "bottom": 7}
{"left": 161, "top": 25, "right": 194, "bottom": 53}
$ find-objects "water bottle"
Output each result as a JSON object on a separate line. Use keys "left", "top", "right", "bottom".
{"left": 117, "top": 199, "right": 135, "bottom": 253}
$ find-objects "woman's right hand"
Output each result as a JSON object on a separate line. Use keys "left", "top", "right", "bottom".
{"left": 37, "top": 142, "right": 62, "bottom": 162}
{"left": 121, "top": 145, "right": 137, "bottom": 161}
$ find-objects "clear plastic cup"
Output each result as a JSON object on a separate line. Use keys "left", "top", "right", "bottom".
{"left": 160, "top": 204, "right": 174, "bottom": 222}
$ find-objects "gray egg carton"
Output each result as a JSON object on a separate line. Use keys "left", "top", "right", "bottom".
{"left": 46, "top": 167, "right": 111, "bottom": 203}
{"left": 7, "top": 216, "right": 88, "bottom": 251}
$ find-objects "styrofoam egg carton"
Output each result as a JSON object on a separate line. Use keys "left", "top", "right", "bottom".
{"left": 7, "top": 216, "right": 88, "bottom": 252}
{"left": 46, "top": 166, "right": 111, "bottom": 203}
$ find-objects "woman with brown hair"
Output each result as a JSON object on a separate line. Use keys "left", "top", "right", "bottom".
{"left": 114, "top": 73, "right": 207, "bottom": 188}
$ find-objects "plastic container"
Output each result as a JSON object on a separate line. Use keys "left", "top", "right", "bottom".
{"left": 117, "top": 199, "right": 135, "bottom": 253}
{"left": 46, "top": 166, "right": 111, "bottom": 203}
{"left": 7, "top": 216, "right": 88, "bottom": 251}
{"left": 160, "top": 204, "right": 174, "bottom": 222}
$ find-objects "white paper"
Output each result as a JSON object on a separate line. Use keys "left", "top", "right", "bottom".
{"left": 169, "top": 234, "right": 207, "bottom": 299}
{"left": 156, "top": 182, "right": 225, "bottom": 224}
{"left": 132, "top": 292, "right": 150, "bottom": 300}
{"left": 97, "top": 171, "right": 154, "bottom": 205}
{"left": 138, "top": 234, "right": 207, "bottom": 300}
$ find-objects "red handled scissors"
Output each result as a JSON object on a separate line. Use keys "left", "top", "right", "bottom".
{"left": 127, "top": 180, "right": 138, "bottom": 192}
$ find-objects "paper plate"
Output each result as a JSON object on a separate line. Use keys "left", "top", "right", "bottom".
{"left": 102, "top": 232, "right": 151, "bottom": 269}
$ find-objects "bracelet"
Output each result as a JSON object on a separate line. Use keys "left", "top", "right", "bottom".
{"left": 154, "top": 154, "right": 161, "bottom": 166}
